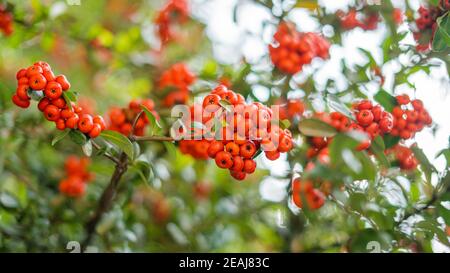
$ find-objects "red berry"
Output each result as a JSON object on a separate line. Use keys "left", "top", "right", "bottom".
{"left": 51, "top": 97, "right": 66, "bottom": 109}
{"left": 29, "top": 73, "right": 47, "bottom": 90}
{"left": 38, "top": 97, "right": 51, "bottom": 112}
{"left": 44, "top": 81, "right": 63, "bottom": 99}
{"left": 230, "top": 171, "right": 246, "bottom": 181}
{"left": 55, "top": 75, "right": 71, "bottom": 91}
{"left": 16, "top": 85, "right": 30, "bottom": 101}
{"left": 243, "top": 159, "right": 256, "bottom": 174}
{"left": 26, "top": 65, "right": 43, "bottom": 77}
{"left": 239, "top": 141, "right": 257, "bottom": 159}
{"left": 43, "top": 104, "right": 60, "bottom": 121}
{"left": 55, "top": 119, "right": 66, "bottom": 130}
{"left": 265, "top": 150, "right": 280, "bottom": 160}
{"left": 65, "top": 114, "right": 79, "bottom": 129}
{"left": 88, "top": 123, "right": 102, "bottom": 138}
{"left": 230, "top": 156, "right": 244, "bottom": 172}
{"left": 12, "top": 94, "right": 30, "bottom": 108}
{"left": 207, "top": 140, "right": 224, "bottom": 158}
{"left": 357, "top": 110, "right": 374, "bottom": 127}
{"left": 214, "top": 151, "right": 233, "bottom": 169}
{"left": 202, "top": 94, "right": 221, "bottom": 112}
{"left": 357, "top": 100, "right": 373, "bottom": 110}
{"left": 93, "top": 115, "right": 106, "bottom": 130}
{"left": 78, "top": 114, "right": 94, "bottom": 133}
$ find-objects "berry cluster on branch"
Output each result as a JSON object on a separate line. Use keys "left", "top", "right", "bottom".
{"left": 107, "top": 99, "right": 159, "bottom": 136}
{"left": 59, "top": 156, "right": 94, "bottom": 198}
{"left": 158, "top": 63, "right": 196, "bottom": 107}
{"left": 178, "top": 85, "right": 294, "bottom": 180}
{"left": 269, "top": 22, "right": 330, "bottom": 75}
{"left": 12, "top": 62, "right": 106, "bottom": 138}
{"left": 391, "top": 95, "right": 432, "bottom": 139}
{"left": 155, "top": 0, "right": 190, "bottom": 44}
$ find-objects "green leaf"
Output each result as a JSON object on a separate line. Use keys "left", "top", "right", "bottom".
{"left": 62, "top": 91, "right": 77, "bottom": 110}
{"left": 411, "top": 146, "right": 436, "bottom": 183}
{"left": 350, "top": 229, "right": 392, "bottom": 253}
{"left": 432, "top": 13, "right": 450, "bottom": 52}
{"left": 280, "top": 119, "right": 291, "bottom": 129}
{"left": 132, "top": 160, "right": 153, "bottom": 184}
{"left": 298, "top": 118, "right": 337, "bottom": 137}
{"left": 370, "top": 136, "right": 390, "bottom": 167}
{"left": 200, "top": 59, "right": 218, "bottom": 79}
{"left": 383, "top": 134, "right": 400, "bottom": 149}
{"left": 141, "top": 105, "right": 162, "bottom": 135}
{"left": 82, "top": 140, "right": 93, "bottom": 157}
{"left": 69, "top": 130, "right": 87, "bottom": 145}
{"left": 51, "top": 129, "right": 70, "bottom": 146}
{"left": 100, "top": 130, "right": 134, "bottom": 159}
{"left": 327, "top": 94, "right": 354, "bottom": 119}
{"left": 163, "top": 141, "right": 177, "bottom": 159}
{"left": 374, "top": 89, "right": 397, "bottom": 112}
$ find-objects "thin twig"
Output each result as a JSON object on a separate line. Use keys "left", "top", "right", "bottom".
{"left": 132, "top": 135, "right": 175, "bottom": 142}
{"left": 91, "top": 140, "right": 120, "bottom": 164}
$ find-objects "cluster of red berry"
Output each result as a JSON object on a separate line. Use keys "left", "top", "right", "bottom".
{"left": 158, "top": 63, "right": 196, "bottom": 107}
{"left": 12, "top": 62, "right": 106, "bottom": 138}
{"left": 178, "top": 85, "right": 294, "bottom": 180}
{"left": 413, "top": 3, "right": 448, "bottom": 51}
{"left": 154, "top": 0, "right": 189, "bottom": 44}
{"left": 277, "top": 99, "right": 305, "bottom": 121}
{"left": 0, "top": 4, "right": 13, "bottom": 36}
{"left": 337, "top": 9, "right": 379, "bottom": 31}
{"left": 386, "top": 144, "right": 418, "bottom": 171}
{"left": 292, "top": 178, "right": 325, "bottom": 211}
{"left": 59, "top": 156, "right": 94, "bottom": 198}
{"left": 269, "top": 22, "right": 330, "bottom": 75}
{"left": 391, "top": 95, "right": 432, "bottom": 139}
{"left": 349, "top": 100, "right": 394, "bottom": 149}
{"left": 307, "top": 101, "right": 393, "bottom": 158}
{"left": 107, "top": 99, "right": 159, "bottom": 136}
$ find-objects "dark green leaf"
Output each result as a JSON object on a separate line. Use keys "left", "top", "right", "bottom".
{"left": 51, "top": 129, "right": 70, "bottom": 146}
{"left": 374, "top": 89, "right": 397, "bottom": 112}
{"left": 100, "top": 130, "right": 134, "bottom": 159}
{"left": 69, "top": 130, "right": 87, "bottom": 145}
{"left": 298, "top": 118, "right": 337, "bottom": 137}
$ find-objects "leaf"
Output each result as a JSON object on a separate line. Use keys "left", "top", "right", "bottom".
{"left": 100, "top": 130, "right": 134, "bottom": 160}
{"left": 51, "top": 129, "right": 70, "bottom": 146}
{"left": 201, "top": 59, "right": 218, "bottom": 79}
{"left": 383, "top": 134, "right": 400, "bottom": 149}
{"left": 132, "top": 160, "right": 153, "bottom": 184}
{"left": 327, "top": 94, "right": 354, "bottom": 119}
{"left": 374, "top": 89, "right": 397, "bottom": 112}
{"left": 411, "top": 146, "right": 436, "bottom": 183}
{"left": 349, "top": 229, "right": 392, "bottom": 253}
{"left": 298, "top": 118, "right": 337, "bottom": 137}
{"left": 63, "top": 91, "right": 77, "bottom": 110}
{"left": 432, "top": 13, "right": 450, "bottom": 52}
{"left": 141, "top": 105, "right": 162, "bottom": 135}
{"left": 370, "top": 136, "right": 390, "bottom": 168}
{"left": 358, "top": 48, "right": 376, "bottom": 67}
{"left": 163, "top": 141, "right": 177, "bottom": 159}
{"left": 219, "top": 99, "right": 233, "bottom": 112}
{"left": 69, "top": 130, "right": 87, "bottom": 145}
{"left": 280, "top": 119, "right": 291, "bottom": 129}
{"left": 82, "top": 140, "right": 93, "bottom": 157}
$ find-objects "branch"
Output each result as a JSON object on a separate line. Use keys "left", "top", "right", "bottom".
{"left": 91, "top": 140, "right": 120, "bottom": 165}
{"left": 81, "top": 152, "right": 128, "bottom": 251}
{"left": 132, "top": 135, "right": 174, "bottom": 142}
